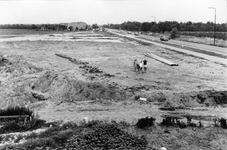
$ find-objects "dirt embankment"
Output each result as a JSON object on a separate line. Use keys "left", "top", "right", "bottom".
{"left": 0, "top": 55, "right": 127, "bottom": 107}
{"left": 0, "top": 55, "right": 43, "bottom": 108}
{"left": 163, "top": 90, "right": 227, "bottom": 109}
{"left": 31, "top": 70, "right": 126, "bottom": 102}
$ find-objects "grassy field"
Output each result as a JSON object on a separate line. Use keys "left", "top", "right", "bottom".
{"left": 144, "top": 31, "right": 227, "bottom": 47}
{"left": 0, "top": 29, "right": 67, "bottom": 35}
{"left": 180, "top": 31, "right": 226, "bottom": 40}
{"left": 178, "top": 35, "right": 227, "bottom": 47}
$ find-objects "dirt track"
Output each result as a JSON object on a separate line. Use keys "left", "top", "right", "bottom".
{"left": 0, "top": 31, "right": 226, "bottom": 124}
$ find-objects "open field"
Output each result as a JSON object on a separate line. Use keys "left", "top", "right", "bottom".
{"left": 180, "top": 32, "right": 227, "bottom": 40}
{"left": 0, "top": 29, "right": 66, "bottom": 35}
{"left": 141, "top": 31, "right": 227, "bottom": 48}
{"left": 0, "top": 30, "right": 227, "bottom": 149}
{"left": 178, "top": 35, "right": 227, "bottom": 48}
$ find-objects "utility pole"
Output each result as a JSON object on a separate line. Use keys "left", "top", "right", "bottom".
{"left": 209, "top": 7, "right": 216, "bottom": 46}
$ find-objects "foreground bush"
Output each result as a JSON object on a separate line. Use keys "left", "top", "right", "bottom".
{"left": 219, "top": 118, "right": 227, "bottom": 129}
{"left": 0, "top": 119, "right": 46, "bottom": 134}
{"left": 4, "top": 121, "right": 147, "bottom": 150}
{"left": 64, "top": 123, "right": 147, "bottom": 150}
{"left": 136, "top": 117, "right": 156, "bottom": 129}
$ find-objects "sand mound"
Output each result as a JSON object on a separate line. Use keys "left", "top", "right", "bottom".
{"left": 0, "top": 55, "right": 42, "bottom": 77}
{"left": 0, "top": 55, "right": 43, "bottom": 108}
{"left": 31, "top": 70, "right": 126, "bottom": 102}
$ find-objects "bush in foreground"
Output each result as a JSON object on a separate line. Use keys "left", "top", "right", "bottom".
{"left": 136, "top": 117, "right": 156, "bottom": 129}
{"left": 64, "top": 123, "right": 147, "bottom": 150}
{"left": 4, "top": 121, "right": 147, "bottom": 150}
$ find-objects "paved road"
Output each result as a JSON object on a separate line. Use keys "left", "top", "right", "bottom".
{"left": 108, "top": 30, "right": 227, "bottom": 66}
{"left": 139, "top": 34, "right": 227, "bottom": 56}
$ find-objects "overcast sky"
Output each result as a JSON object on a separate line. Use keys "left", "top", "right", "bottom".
{"left": 0, "top": 0, "right": 226, "bottom": 25}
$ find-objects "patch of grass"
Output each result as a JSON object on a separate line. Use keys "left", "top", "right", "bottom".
{"left": 0, "top": 121, "right": 20, "bottom": 134}
{"left": 0, "top": 118, "right": 47, "bottom": 134}
{"left": 14, "top": 134, "right": 24, "bottom": 143}
{"left": 61, "top": 121, "right": 77, "bottom": 129}
{"left": 25, "top": 132, "right": 38, "bottom": 140}
{"left": 18, "top": 137, "right": 56, "bottom": 150}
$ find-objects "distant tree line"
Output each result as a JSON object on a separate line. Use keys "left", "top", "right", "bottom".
{"left": 0, "top": 24, "right": 67, "bottom": 31}
{"left": 103, "top": 21, "right": 227, "bottom": 33}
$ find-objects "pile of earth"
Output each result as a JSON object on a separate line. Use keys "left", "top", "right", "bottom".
{"left": 0, "top": 55, "right": 127, "bottom": 107}
{"left": 31, "top": 70, "right": 127, "bottom": 102}
{"left": 163, "top": 90, "right": 227, "bottom": 108}
{"left": 0, "top": 55, "right": 42, "bottom": 78}
{"left": 0, "top": 55, "right": 43, "bottom": 108}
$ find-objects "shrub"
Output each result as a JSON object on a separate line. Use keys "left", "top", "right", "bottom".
{"left": 170, "top": 27, "right": 179, "bottom": 39}
{"left": 25, "top": 132, "right": 38, "bottom": 139}
{"left": 14, "top": 134, "right": 24, "bottom": 143}
{"left": 188, "top": 122, "right": 197, "bottom": 127}
{"left": 0, "top": 121, "right": 20, "bottom": 133}
{"left": 219, "top": 118, "right": 227, "bottom": 129}
{"left": 0, "top": 118, "right": 46, "bottom": 134}
{"left": 161, "top": 116, "right": 174, "bottom": 126}
{"left": 52, "top": 130, "right": 73, "bottom": 145}
{"left": 65, "top": 123, "right": 147, "bottom": 150}
{"left": 136, "top": 117, "right": 156, "bottom": 129}
{"left": 30, "top": 119, "right": 46, "bottom": 129}
{"left": 61, "top": 121, "right": 77, "bottom": 129}
{"left": 38, "top": 126, "right": 62, "bottom": 138}
{"left": 119, "top": 120, "right": 131, "bottom": 127}
{"left": 178, "top": 121, "right": 187, "bottom": 129}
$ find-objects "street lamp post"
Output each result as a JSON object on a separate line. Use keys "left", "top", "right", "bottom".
{"left": 209, "top": 7, "right": 216, "bottom": 46}
{"left": 151, "top": 16, "right": 156, "bottom": 22}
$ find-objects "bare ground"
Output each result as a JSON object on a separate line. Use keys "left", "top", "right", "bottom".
{"left": 0, "top": 31, "right": 227, "bottom": 149}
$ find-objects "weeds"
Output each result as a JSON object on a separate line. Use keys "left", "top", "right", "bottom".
{"left": 0, "top": 106, "right": 33, "bottom": 117}
{"left": 180, "top": 31, "right": 226, "bottom": 40}
{"left": 2, "top": 117, "right": 227, "bottom": 150}
{"left": 19, "top": 137, "right": 56, "bottom": 150}
{"left": 14, "top": 134, "right": 24, "bottom": 143}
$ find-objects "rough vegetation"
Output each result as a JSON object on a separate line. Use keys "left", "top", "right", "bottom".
{"left": 0, "top": 106, "right": 33, "bottom": 117}
{"left": 163, "top": 90, "right": 227, "bottom": 108}
{"left": 136, "top": 117, "right": 156, "bottom": 129}
{"left": 64, "top": 122, "right": 147, "bottom": 150}
{"left": 1, "top": 118, "right": 227, "bottom": 150}
{"left": 0, "top": 106, "right": 45, "bottom": 134}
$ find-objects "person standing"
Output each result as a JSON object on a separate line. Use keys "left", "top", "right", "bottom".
{"left": 143, "top": 59, "right": 147, "bottom": 73}
{"left": 139, "top": 61, "right": 143, "bottom": 74}
{"left": 133, "top": 59, "right": 138, "bottom": 71}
